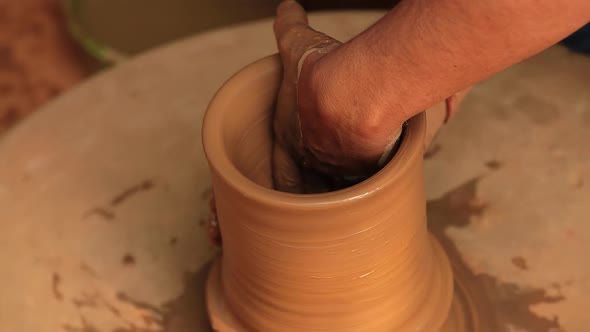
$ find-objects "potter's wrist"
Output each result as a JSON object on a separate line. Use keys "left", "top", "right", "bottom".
{"left": 298, "top": 51, "right": 405, "bottom": 174}
{"left": 298, "top": 53, "right": 367, "bottom": 171}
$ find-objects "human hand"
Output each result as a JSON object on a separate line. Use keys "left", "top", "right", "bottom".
{"left": 272, "top": 0, "right": 379, "bottom": 194}
{"left": 272, "top": 0, "right": 343, "bottom": 193}
{"left": 272, "top": 0, "right": 467, "bottom": 193}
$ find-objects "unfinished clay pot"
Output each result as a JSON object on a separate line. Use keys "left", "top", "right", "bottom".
{"left": 202, "top": 55, "right": 457, "bottom": 331}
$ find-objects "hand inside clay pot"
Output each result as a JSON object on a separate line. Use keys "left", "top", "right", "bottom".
{"left": 272, "top": 1, "right": 464, "bottom": 194}
{"left": 270, "top": 0, "right": 590, "bottom": 194}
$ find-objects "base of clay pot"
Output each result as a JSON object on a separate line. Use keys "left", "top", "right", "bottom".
{"left": 206, "top": 235, "right": 477, "bottom": 332}
{"left": 439, "top": 282, "right": 477, "bottom": 332}
{"left": 206, "top": 258, "right": 246, "bottom": 332}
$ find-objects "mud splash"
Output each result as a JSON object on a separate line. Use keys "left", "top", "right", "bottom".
{"left": 428, "top": 178, "right": 564, "bottom": 332}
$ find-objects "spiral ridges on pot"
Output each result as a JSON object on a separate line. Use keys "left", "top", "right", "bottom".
{"left": 213, "top": 154, "right": 452, "bottom": 331}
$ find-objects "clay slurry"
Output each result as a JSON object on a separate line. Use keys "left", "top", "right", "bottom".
{"left": 427, "top": 177, "right": 565, "bottom": 332}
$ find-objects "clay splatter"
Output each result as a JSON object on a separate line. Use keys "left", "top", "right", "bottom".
{"left": 169, "top": 237, "right": 178, "bottom": 246}
{"left": 424, "top": 144, "right": 441, "bottom": 159}
{"left": 111, "top": 327, "right": 161, "bottom": 332}
{"left": 62, "top": 261, "right": 210, "bottom": 331}
{"left": 52, "top": 272, "right": 63, "bottom": 301}
{"left": 428, "top": 178, "right": 564, "bottom": 332}
{"left": 512, "top": 94, "right": 559, "bottom": 126}
{"left": 83, "top": 207, "right": 115, "bottom": 221}
{"left": 80, "top": 263, "right": 99, "bottom": 278}
{"left": 116, "top": 292, "right": 164, "bottom": 319}
{"left": 62, "top": 316, "right": 100, "bottom": 332}
{"left": 111, "top": 180, "right": 154, "bottom": 206}
{"left": 72, "top": 292, "right": 100, "bottom": 309}
{"left": 485, "top": 160, "right": 502, "bottom": 170}
{"left": 105, "top": 301, "right": 122, "bottom": 318}
{"left": 122, "top": 254, "right": 136, "bottom": 266}
{"left": 81, "top": 180, "right": 154, "bottom": 221}
{"left": 512, "top": 256, "right": 529, "bottom": 270}
{"left": 101, "top": 264, "right": 213, "bottom": 331}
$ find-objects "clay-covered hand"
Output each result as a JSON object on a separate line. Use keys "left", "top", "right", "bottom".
{"left": 272, "top": 0, "right": 342, "bottom": 193}
{"left": 273, "top": 0, "right": 378, "bottom": 194}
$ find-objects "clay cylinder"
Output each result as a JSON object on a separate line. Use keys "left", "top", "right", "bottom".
{"left": 203, "top": 55, "right": 453, "bottom": 331}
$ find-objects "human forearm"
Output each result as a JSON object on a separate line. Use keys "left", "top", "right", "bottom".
{"left": 302, "top": 0, "right": 590, "bottom": 162}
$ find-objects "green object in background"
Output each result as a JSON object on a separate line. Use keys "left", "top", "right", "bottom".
{"left": 62, "top": 0, "right": 279, "bottom": 65}
{"left": 63, "top": 0, "right": 127, "bottom": 64}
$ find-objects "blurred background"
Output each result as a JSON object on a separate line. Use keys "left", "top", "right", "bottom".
{"left": 0, "top": 0, "right": 588, "bottom": 136}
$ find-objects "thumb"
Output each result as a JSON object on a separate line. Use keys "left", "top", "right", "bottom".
{"left": 274, "top": 0, "right": 308, "bottom": 39}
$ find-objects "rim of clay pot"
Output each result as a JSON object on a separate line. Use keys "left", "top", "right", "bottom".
{"left": 203, "top": 55, "right": 426, "bottom": 208}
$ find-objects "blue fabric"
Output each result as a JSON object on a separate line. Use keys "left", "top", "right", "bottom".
{"left": 561, "top": 23, "right": 590, "bottom": 55}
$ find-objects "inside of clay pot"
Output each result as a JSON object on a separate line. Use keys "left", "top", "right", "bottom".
{"left": 218, "top": 60, "right": 279, "bottom": 190}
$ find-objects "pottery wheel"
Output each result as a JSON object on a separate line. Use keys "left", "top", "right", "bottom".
{"left": 0, "top": 11, "right": 589, "bottom": 332}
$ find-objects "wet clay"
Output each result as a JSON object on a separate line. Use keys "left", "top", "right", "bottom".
{"left": 202, "top": 55, "right": 473, "bottom": 332}
{"left": 428, "top": 178, "right": 565, "bottom": 332}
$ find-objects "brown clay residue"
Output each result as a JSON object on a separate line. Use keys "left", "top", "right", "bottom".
{"left": 511, "top": 256, "right": 529, "bottom": 270}
{"left": 116, "top": 292, "right": 165, "bottom": 318}
{"left": 105, "top": 302, "right": 122, "bottom": 318}
{"left": 98, "top": 265, "right": 212, "bottom": 331}
{"left": 428, "top": 178, "right": 564, "bottom": 332}
{"left": 424, "top": 143, "right": 441, "bottom": 159}
{"left": 83, "top": 207, "right": 115, "bottom": 221}
{"left": 113, "top": 292, "right": 165, "bottom": 330}
{"left": 111, "top": 180, "right": 154, "bottom": 206}
{"left": 80, "top": 263, "right": 99, "bottom": 279}
{"left": 122, "top": 254, "right": 136, "bottom": 266}
{"left": 52, "top": 272, "right": 63, "bottom": 301}
{"left": 82, "top": 180, "right": 155, "bottom": 221}
{"left": 62, "top": 316, "right": 100, "bottom": 332}
{"left": 485, "top": 160, "right": 502, "bottom": 170}
{"left": 496, "top": 280, "right": 563, "bottom": 326}
{"left": 512, "top": 95, "right": 559, "bottom": 126}
{"left": 111, "top": 327, "right": 162, "bottom": 332}
{"left": 428, "top": 178, "right": 487, "bottom": 230}
{"left": 72, "top": 292, "right": 100, "bottom": 309}
{"left": 69, "top": 289, "right": 165, "bottom": 331}
{"left": 169, "top": 237, "right": 178, "bottom": 246}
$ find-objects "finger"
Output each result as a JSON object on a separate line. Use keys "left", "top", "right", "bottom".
{"left": 272, "top": 143, "right": 304, "bottom": 194}
{"left": 274, "top": 0, "right": 308, "bottom": 39}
